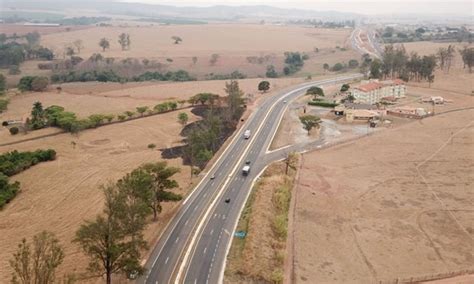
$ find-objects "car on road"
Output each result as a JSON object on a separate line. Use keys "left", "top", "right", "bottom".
{"left": 242, "top": 165, "right": 250, "bottom": 175}
{"left": 245, "top": 160, "right": 251, "bottom": 165}
{"left": 283, "top": 100, "right": 287, "bottom": 104}
{"left": 210, "top": 174, "right": 215, "bottom": 180}
{"left": 243, "top": 129, "right": 251, "bottom": 139}
{"left": 224, "top": 198, "right": 231, "bottom": 203}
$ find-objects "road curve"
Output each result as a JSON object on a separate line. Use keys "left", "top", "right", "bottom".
{"left": 139, "top": 74, "right": 362, "bottom": 284}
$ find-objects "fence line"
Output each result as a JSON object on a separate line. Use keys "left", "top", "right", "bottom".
{"left": 374, "top": 269, "right": 474, "bottom": 284}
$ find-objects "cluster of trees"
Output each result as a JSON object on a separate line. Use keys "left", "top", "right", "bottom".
{"left": 204, "top": 70, "right": 246, "bottom": 80}
{"left": 0, "top": 32, "right": 54, "bottom": 71}
{"left": 17, "top": 75, "right": 49, "bottom": 92}
{"left": 459, "top": 46, "right": 474, "bottom": 73}
{"left": 289, "top": 19, "right": 355, "bottom": 28}
{"left": 364, "top": 45, "right": 441, "bottom": 84}
{"left": 51, "top": 69, "right": 195, "bottom": 83}
{"left": 381, "top": 26, "right": 473, "bottom": 44}
{"left": 0, "top": 149, "right": 56, "bottom": 208}
{"left": 74, "top": 161, "right": 181, "bottom": 283}
{"left": 283, "top": 52, "right": 308, "bottom": 75}
{"left": 324, "top": 59, "right": 359, "bottom": 72}
{"left": 184, "top": 81, "right": 245, "bottom": 170}
{"left": 246, "top": 55, "right": 273, "bottom": 65}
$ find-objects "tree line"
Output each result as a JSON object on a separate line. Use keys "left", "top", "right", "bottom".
{"left": 0, "top": 149, "right": 56, "bottom": 209}
{"left": 362, "top": 44, "right": 474, "bottom": 83}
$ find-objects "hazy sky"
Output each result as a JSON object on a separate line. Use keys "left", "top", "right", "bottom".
{"left": 124, "top": 0, "right": 473, "bottom": 15}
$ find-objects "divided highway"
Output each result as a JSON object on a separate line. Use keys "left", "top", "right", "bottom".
{"left": 139, "top": 74, "right": 362, "bottom": 284}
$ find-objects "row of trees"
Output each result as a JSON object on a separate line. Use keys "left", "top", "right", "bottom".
{"left": 51, "top": 69, "right": 195, "bottom": 83}
{"left": 9, "top": 161, "right": 182, "bottom": 283}
{"left": 365, "top": 44, "right": 474, "bottom": 83}
{"left": 183, "top": 81, "right": 245, "bottom": 171}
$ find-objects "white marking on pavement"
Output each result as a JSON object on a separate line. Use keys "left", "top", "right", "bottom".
{"left": 175, "top": 237, "right": 179, "bottom": 243}
{"left": 165, "top": 257, "right": 169, "bottom": 264}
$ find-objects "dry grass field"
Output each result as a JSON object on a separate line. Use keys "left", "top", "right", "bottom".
{"left": 291, "top": 85, "right": 474, "bottom": 282}
{"left": 0, "top": 110, "right": 199, "bottom": 283}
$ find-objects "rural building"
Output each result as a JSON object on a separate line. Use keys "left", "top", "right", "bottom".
{"left": 345, "top": 109, "right": 380, "bottom": 122}
{"left": 422, "top": 96, "right": 445, "bottom": 104}
{"left": 388, "top": 107, "right": 427, "bottom": 118}
{"left": 23, "top": 22, "right": 61, "bottom": 27}
{"left": 352, "top": 79, "right": 406, "bottom": 104}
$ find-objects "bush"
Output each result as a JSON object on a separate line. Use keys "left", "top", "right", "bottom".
{"left": 147, "top": 143, "right": 156, "bottom": 149}
{"left": 308, "top": 100, "right": 339, "bottom": 107}
{"left": 31, "top": 76, "right": 49, "bottom": 91}
{"left": 2, "top": 121, "right": 8, "bottom": 126}
{"left": 0, "top": 149, "right": 57, "bottom": 177}
{"left": 0, "top": 99, "right": 8, "bottom": 113}
{"left": 266, "top": 65, "right": 278, "bottom": 78}
{"left": 0, "top": 173, "right": 20, "bottom": 209}
{"left": 9, "top": 127, "right": 19, "bottom": 135}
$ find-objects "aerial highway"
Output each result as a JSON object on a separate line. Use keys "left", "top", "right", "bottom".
{"left": 139, "top": 74, "right": 363, "bottom": 284}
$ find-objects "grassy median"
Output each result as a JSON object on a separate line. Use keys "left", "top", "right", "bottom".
{"left": 225, "top": 153, "right": 298, "bottom": 283}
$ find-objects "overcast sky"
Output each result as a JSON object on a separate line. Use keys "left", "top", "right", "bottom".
{"left": 123, "top": 0, "right": 473, "bottom": 15}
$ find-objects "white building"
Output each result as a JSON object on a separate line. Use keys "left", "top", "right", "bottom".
{"left": 352, "top": 79, "right": 406, "bottom": 105}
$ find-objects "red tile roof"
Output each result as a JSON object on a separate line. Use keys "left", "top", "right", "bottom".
{"left": 355, "top": 82, "right": 383, "bottom": 92}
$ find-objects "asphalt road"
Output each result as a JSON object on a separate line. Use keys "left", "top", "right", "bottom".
{"left": 139, "top": 74, "right": 362, "bottom": 284}
{"left": 350, "top": 27, "right": 382, "bottom": 59}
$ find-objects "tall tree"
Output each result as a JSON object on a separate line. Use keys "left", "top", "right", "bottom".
{"left": 140, "top": 162, "right": 182, "bottom": 221}
{"left": 9, "top": 231, "right": 64, "bottom": 284}
{"left": 0, "top": 73, "right": 6, "bottom": 95}
{"left": 224, "top": 80, "right": 245, "bottom": 123}
{"left": 74, "top": 183, "right": 148, "bottom": 284}
{"left": 99, "top": 38, "right": 110, "bottom": 52}
{"left": 25, "top": 32, "right": 40, "bottom": 46}
{"left": 370, "top": 59, "right": 383, "bottom": 79}
{"left": 73, "top": 39, "right": 83, "bottom": 54}
{"left": 30, "top": 101, "right": 46, "bottom": 130}
{"left": 118, "top": 33, "right": 131, "bottom": 51}
{"left": 459, "top": 46, "right": 474, "bottom": 73}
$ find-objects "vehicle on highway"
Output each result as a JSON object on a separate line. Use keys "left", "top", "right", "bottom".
{"left": 283, "top": 100, "right": 287, "bottom": 103}
{"left": 243, "top": 129, "right": 251, "bottom": 139}
{"left": 224, "top": 198, "right": 231, "bottom": 203}
{"left": 245, "top": 160, "right": 251, "bottom": 165}
{"left": 210, "top": 174, "right": 215, "bottom": 180}
{"left": 242, "top": 165, "right": 250, "bottom": 175}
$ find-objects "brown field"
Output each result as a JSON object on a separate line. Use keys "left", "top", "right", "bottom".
{"left": 41, "top": 24, "right": 351, "bottom": 58}
{"left": 0, "top": 110, "right": 199, "bottom": 283}
{"left": 291, "top": 85, "right": 474, "bottom": 282}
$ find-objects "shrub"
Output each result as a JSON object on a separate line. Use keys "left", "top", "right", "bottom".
{"left": 8, "top": 65, "right": 21, "bottom": 75}
{"left": 0, "top": 149, "right": 57, "bottom": 177}
{"left": 266, "top": 65, "right": 278, "bottom": 78}
{"left": 308, "top": 100, "right": 339, "bottom": 107}
{"left": 0, "top": 99, "right": 8, "bottom": 113}
{"left": 147, "top": 143, "right": 156, "bottom": 149}
{"left": 31, "top": 76, "right": 49, "bottom": 92}
{"left": 9, "top": 127, "right": 19, "bottom": 135}
{"left": 2, "top": 121, "right": 8, "bottom": 126}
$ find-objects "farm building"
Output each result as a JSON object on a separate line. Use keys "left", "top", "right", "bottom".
{"left": 352, "top": 79, "right": 406, "bottom": 104}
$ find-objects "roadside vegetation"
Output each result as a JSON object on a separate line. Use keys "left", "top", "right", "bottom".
{"left": 225, "top": 153, "right": 299, "bottom": 284}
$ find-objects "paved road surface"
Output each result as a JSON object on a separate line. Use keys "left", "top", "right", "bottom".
{"left": 139, "top": 74, "right": 362, "bottom": 284}
{"left": 350, "top": 27, "right": 383, "bottom": 59}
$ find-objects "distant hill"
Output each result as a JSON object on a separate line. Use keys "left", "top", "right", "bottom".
{"left": 1, "top": 0, "right": 362, "bottom": 22}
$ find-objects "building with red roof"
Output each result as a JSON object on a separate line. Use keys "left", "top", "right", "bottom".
{"left": 352, "top": 79, "right": 406, "bottom": 104}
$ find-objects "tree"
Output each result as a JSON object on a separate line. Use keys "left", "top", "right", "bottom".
{"left": 265, "top": 65, "right": 278, "bottom": 78}
{"left": 224, "top": 80, "right": 245, "bottom": 123}
{"left": 136, "top": 106, "right": 148, "bottom": 117}
{"left": 140, "top": 162, "right": 182, "bottom": 221}
{"left": 99, "top": 38, "right": 110, "bottom": 52}
{"left": 118, "top": 33, "right": 131, "bottom": 51}
{"left": 437, "top": 45, "right": 455, "bottom": 73}
{"left": 9, "top": 231, "right": 64, "bottom": 284}
{"left": 25, "top": 32, "right": 40, "bottom": 46}
{"left": 348, "top": 59, "right": 359, "bottom": 68}
{"left": 30, "top": 101, "right": 46, "bottom": 130}
{"left": 65, "top": 46, "right": 75, "bottom": 56}
{"left": 31, "top": 77, "right": 49, "bottom": 92}
{"left": 192, "top": 56, "right": 198, "bottom": 65}
{"left": 459, "top": 46, "right": 474, "bottom": 73}
{"left": 125, "top": 111, "right": 135, "bottom": 118}
{"left": 258, "top": 80, "right": 270, "bottom": 93}
{"left": 178, "top": 112, "right": 188, "bottom": 126}
{"left": 323, "top": 63, "right": 329, "bottom": 72}
{"left": 73, "top": 39, "right": 83, "bottom": 54}
{"left": 306, "top": 86, "right": 324, "bottom": 98}
{"left": 370, "top": 59, "right": 382, "bottom": 79}
{"left": 171, "top": 36, "right": 182, "bottom": 44}
{"left": 299, "top": 115, "right": 321, "bottom": 135}
{"left": 74, "top": 183, "right": 148, "bottom": 284}
{"left": 340, "top": 84, "right": 350, "bottom": 92}
{"left": 209, "top": 53, "right": 219, "bottom": 66}
{"left": 88, "top": 114, "right": 105, "bottom": 127}
{"left": 0, "top": 74, "right": 6, "bottom": 95}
